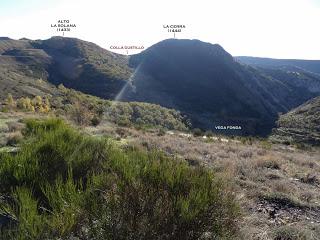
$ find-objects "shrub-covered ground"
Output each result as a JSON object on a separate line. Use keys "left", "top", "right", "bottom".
{"left": 1, "top": 108, "right": 319, "bottom": 240}
{"left": 113, "top": 127, "right": 320, "bottom": 240}
{"left": 1, "top": 86, "right": 189, "bottom": 131}
{"left": 0, "top": 118, "right": 239, "bottom": 239}
{"left": 271, "top": 96, "right": 320, "bottom": 146}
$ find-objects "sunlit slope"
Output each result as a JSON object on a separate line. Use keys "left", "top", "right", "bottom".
{"left": 271, "top": 96, "right": 320, "bottom": 145}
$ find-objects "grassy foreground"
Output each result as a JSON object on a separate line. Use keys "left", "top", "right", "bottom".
{"left": 0, "top": 118, "right": 239, "bottom": 240}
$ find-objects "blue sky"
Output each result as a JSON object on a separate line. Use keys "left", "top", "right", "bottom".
{"left": 0, "top": 0, "right": 319, "bottom": 59}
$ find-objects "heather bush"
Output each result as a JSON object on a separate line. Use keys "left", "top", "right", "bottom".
{"left": 0, "top": 118, "right": 240, "bottom": 239}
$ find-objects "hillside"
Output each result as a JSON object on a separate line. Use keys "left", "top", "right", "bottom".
{"left": 236, "top": 56, "right": 320, "bottom": 75}
{"left": 1, "top": 113, "right": 319, "bottom": 239}
{"left": 0, "top": 118, "right": 239, "bottom": 239}
{"left": 0, "top": 38, "right": 59, "bottom": 98}
{"left": 1, "top": 37, "right": 320, "bottom": 239}
{"left": 120, "top": 39, "right": 320, "bottom": 135}
{"left": 1, "top": 37, "right": 320, "bottom": 136}
{"left": 33, "top": 37, "right": 133, "bottom": 98}
{"left": 0, "top": 37, "right": 133, "bottom": 100}
{"left": 236, "top": 56, "right": 320, "bottom": 94}
{"left": 271, "top": 96, "right": 320, "bottom": 145}
{"left": 0, "top": 37, "right": 189, "bottom": 133}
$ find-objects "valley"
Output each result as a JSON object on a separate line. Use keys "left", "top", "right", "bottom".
{"left": 0, "top": 35, "right": 319, "bottom": 240}
{"left": 2, "top": 36, "right": 319, "bottom": 136}
{"left": 0, "top": 107, "right": 319, "bottom": 239}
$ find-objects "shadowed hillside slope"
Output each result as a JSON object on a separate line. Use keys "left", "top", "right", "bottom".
{"left": 0, "top": 37, "right": 133, "bottom": 100}
{"left": 1, "top": 37, "right": 319, "bottom": 136}
{"left": 120, "top": 39, "right": 320, "bottom": 135}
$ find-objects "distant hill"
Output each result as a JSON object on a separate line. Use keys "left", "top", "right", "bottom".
{"left": 0, "top": 37, "right": 188, "bottom": 131}
{"left": 0, "top": 38, "right": 59, "bottom": 98}
{"left": 0, "top": 37, "right": 12, "bottom": 40}
{"left": 34, "top": 37, "right": 133, "bottom": 98}
{"left": 0, "top": 37, "right": 133, "bottom": 100}
{"left": 270, "top": 96, "right": 320, "bottom": 145}
{"left": 119, "top": 39, "right": 320, "bottom": 135}
{"left": 236, "top": 56, "right": 320, "bottom": 75}
{"left": 1, "top": 37, "right": 319, "bottom": 135}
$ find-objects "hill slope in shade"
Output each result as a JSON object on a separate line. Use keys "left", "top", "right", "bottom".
{"left": 0, "top": 38, "right": 59, "bottom": 98}
{"left": 0, "top": 37, "right": 133, "bottom": 100}
{"left": 120, "top": 39, "right": 320, "bottom": 135}
{"left": 1, "top": 37, "right": 320, "bottom": 136}
{"left": 34, "top": 37, "right": 133, "bottom": 98}
{"left": 271, "top": 96, "right": 320, "bottom": 145}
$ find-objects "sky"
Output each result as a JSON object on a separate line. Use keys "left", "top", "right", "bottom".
{"left": 0, "top": 0, "right": 320, "bottom": 59}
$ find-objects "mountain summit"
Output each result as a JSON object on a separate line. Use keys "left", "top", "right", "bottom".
{"left": 0, "top": 37, "right": 133, "bottom": 99}
{"left": 1, "top": 37, "right": 319, "bottom": 135}
{"left": 120, "top": 39, "right": 320, "bottom": 135}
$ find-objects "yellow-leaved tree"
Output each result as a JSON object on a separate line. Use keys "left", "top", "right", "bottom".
{"left": 5, "top": 93, "right": 16, "bottom": 109}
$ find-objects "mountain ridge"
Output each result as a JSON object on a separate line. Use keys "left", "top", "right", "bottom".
{"left": 0, "top": 37, "right": 133, "bottom": 99}
{"left": 121, "top": 38, "right": 320, "bottom": 135}
{"left": 236, "top": 56, "right": 320, "bottom": 75}
{"left": 1, "top": 36, "right": 319, "bottom": 136}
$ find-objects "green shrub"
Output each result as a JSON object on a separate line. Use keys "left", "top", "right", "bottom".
{"left": 87, "top": 150, "right": 240, "bottom": 239}
{"left": 157, "top": 128, "right": 166, "bottom": 136}
{"left": 105, "top": 102, "right": 188, "bottom": 131}
{"left": 0, "top": 187, "right": 45, "bottom": 239}
{"left": 23, "top": 118, "right": 65, "bottom": 136}
{"left": 0, "top": 107, "right": 9, "bottom": 113}
{"left": 261, "top": 140, "right": 272, "bottom": 149}
{"left": 192, "top": 128, "right": 203, "bottom": 137}
{"left": 0, "top": 118, "right": 240, "bottom": 239}
{"left": 204, "top": 130, "right": 213, "bottom": 137}
{"left": 91, "top": 115, "right": 101, "bottom": 126}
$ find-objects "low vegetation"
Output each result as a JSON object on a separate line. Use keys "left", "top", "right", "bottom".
{"left": 119, "top": 128, "right": 320, "bottom": 239}
{"left": 0, "top": 85, "right": 189, "bottom": 131}
{"left": 271, "top": 96, "right": 320, "bottom": 146}
{"left": 105, "top": 101, "right": 188, "bottom": 131}
{"left": 2, "top": 94, "right": 50, "bottom": 113}
{"left": 0, "top": 118, "right": 239, "bottom": 239}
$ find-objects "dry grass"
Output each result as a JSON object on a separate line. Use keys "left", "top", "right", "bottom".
{"left": 0, "top": 111, "right": 57, "bottom": 148}
{"left": 91, "top": 126, "right": 320, "bottom": 240}
{"left": 4, "top": 116, "right": 319, "bottom": 239}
